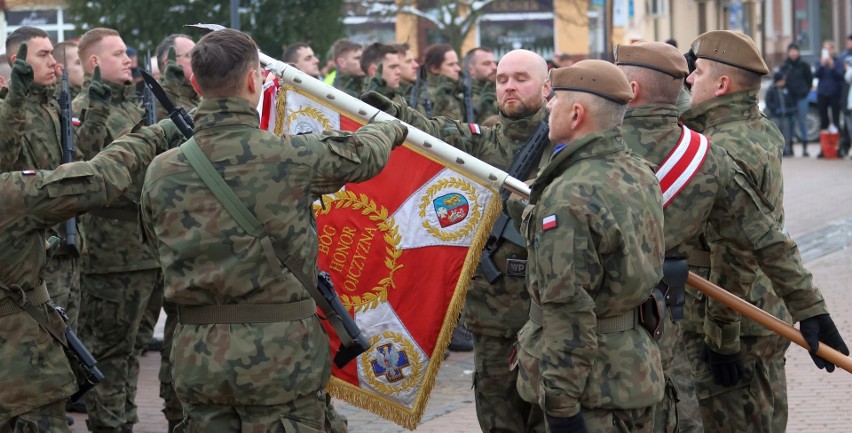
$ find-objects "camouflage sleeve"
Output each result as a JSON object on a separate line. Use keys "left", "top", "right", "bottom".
{"left": 16, "top": 127, "right": 159, "bottom": 230}
{"left": 431, "top": 85, "right": 463, "bottom": 120}
{"left": 393, "top": 102, "right": 509, "bottom": 165}
{"left": 0, "top": 99, "right": 26, "bottom": 171}
{"left": 72, "top": 94, "right": 112, "bottom": 160}
{"left": 534, "top": 200, "right": 597, "bottom": 418}
{"left": 475, "top": 91, "right": 498, "bottom": 124}
{"left": 704, "top": 166, "right": 828, "bottom": 352}
{"left": 289, "top": 120, "right": 401, "bottom": 194}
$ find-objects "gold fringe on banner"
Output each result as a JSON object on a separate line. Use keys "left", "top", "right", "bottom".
{"left": 273, "top": 85, "right": 287, "bottom": 136}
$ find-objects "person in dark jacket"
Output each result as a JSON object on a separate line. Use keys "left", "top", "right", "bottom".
{"left": 814, "top": 41, "right": 845, "bottom": 131}
{"left": 781, "top": 43, "right": 813, "bottom": 155}
{"left": 766, "top": 71, "right": 796, "bottom": 156}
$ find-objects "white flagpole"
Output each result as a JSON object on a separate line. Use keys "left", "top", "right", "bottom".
{"left": 187, "top": 23, "right": 532, "bottom": 200}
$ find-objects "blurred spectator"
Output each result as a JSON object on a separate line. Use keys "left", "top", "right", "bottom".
{"left": 765, "top": 71, "right": 796, "bottom": 156}
{"left": 0, "top": 54, "right": 10, "bottom": 88}
{"left": 840, "top": 35, "right": 852, "bottom": 156}
{"left": 781, "top": 43, "right": 813, "bottom": 154}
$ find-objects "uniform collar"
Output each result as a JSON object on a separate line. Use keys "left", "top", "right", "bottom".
{"left": 498, "top": 102, "right": 549, "bottom": 141}
{"left": 193, "top": 97, "right": 260, "bottom": 132}
{"left": 680, "top": 90, "right": 761, "bottom": 132}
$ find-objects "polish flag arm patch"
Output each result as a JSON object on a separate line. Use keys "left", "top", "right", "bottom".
{"left": 468, "top": 123, "right": 481, "bottom": 135}
{"left": 542, "top": 214, "right": 557, "bottom": 231}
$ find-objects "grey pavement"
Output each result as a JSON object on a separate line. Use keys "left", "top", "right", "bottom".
{"left": 71, "top": 142, "right": 852, "bottom": 432}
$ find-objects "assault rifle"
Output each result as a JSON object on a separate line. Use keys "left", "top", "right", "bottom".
{"left": 56, "top": 306, "right": 105, "bottom": 402}
{"left": 142, "top": 51, "right": 157, "bottom": 126}
{"left": 141, "top": 72, "right": 370, "bottom": 367}
{"left": 57, "top": 52, "right": 80, "bottom": 256}
{"left": 479, "top": 121, "right": 551, "bottom": 283}
{"left": 462, "top": 69, "right": 474, "bottom": 123}
{"left": 409, "top": 65, "right": 433, "bottom": 117}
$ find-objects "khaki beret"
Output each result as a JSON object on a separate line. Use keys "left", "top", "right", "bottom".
{"left": 550, "top": 60, "right": 633, "bottom": 104}
{"left": 690, "top": 30, "right": 769, "bottom": 75}
{"left": 614, "top": 41, "right": 688, "bottom": 79}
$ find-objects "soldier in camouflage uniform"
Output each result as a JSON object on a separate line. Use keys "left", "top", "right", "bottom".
{"left": 680, "top": 31, "right": 849, "bottom": 432}
{"left": 463, "top": 47, "right": 498, "bottom": 123}
{"left": 517, "top": 60, "right": 666, "bottom": 432}
{"left": 330, "top": 39, "right": 365, "bottom": 98}
{"left": 392, "top": 43, "right": 418, "bottom": 102}
{"left": 363, "top": 49, "right": 552, "bottom": 433}
{"left": 0, "top": 120, "right": 171, "bottom": 433}
{"left": 54, "top": 41, "right": 84, "bottom": 100}
{"left": 154, "top": 34, "right": 200, "bottom": 121}
{"left": 0, "top": 28, "right": 86, "bottom": 332}
{"left": 72, "top": 27, "right": 161, "bottom": 433}
{"left": 139, "top": 29, "right": 407, "bottom": 432}
{"left": 421, "top": 44, "right": 463, "bottom": 119}
{"left": 360, "top": 43, "right": 402, "bottom": 100}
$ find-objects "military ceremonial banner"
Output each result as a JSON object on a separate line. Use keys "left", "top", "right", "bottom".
{"left": 260, "top": 85, "right": 502, "bottom": 428}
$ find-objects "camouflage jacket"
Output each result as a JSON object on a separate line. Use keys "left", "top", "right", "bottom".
{"left": 73, "top": 78, "right": 158, "bottom": 274}
{"left": 682, "top": 91, "right": 824, "bottom": 342}
{"left": 334, "top": 72, "right": 366, "bottom": 98}
{"left": 140, "top": 97, "right": 400, "bottom": 406}
{"left": 425, "top": 73, "right": 463, "bottom": 119}
{"left": 156, "top": 61, "right": 200, "bottom": 121}
{"left": 517, "top": 126, "right": 665, "bottom": 417}
{"left": 389, "top": 101, "right": 551, "bottom": 336}
{"left": 0, "top": 83, "right": 62, "bottom": 171}
{"left": 0, "top": 125, "right": 162, "bottom": 421}
{"left": 623, "top": 104, "right": 827, "bottom": 354}
{"left": 471, "top": 78, "right": 498, "bottom": 124}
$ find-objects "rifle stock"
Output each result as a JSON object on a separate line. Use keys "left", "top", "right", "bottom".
{"left": 317, "top": 272, "right": 370, "bottom": 368}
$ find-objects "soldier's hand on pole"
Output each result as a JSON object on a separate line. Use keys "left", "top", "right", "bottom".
{"left": 8, "top": 43, "right": 34, "bottom": 105}
{"left": 546, "top": 413, "right": 588, "bottom": 433}
{"left": 88, "top": 66, "right": 112, "bottom": 105}
{"left": 800, "top": 313, "right": 849, "bottom": 372}
{"left": 361, "top": 91, "right": 398, "bottom": 117}
{"left": 700, "top": 346, "right": 744, "bottom": 386}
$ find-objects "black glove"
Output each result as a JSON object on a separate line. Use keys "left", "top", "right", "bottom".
{"left": 8, "top": 43, "right": 34, "bottom": 106}
{"left": 387, "top": 120, "right": 408, "bottom": 149}
{"left": 700, "top": 346, "right": 744, "bottom": 387}
{"left": 88, "top": 66, "right": 112, "bottom": 105}
{"left": 361, "top": 90, "right": 398, "bottom": 117}
{"left": 800, "top": 313, "right": 849, "bottom": 372}
{"left": 547, "top": 413, "right": 588, "bottom": 433}
{"left": 163, "top": 46, "right": 185, "bottom": 83}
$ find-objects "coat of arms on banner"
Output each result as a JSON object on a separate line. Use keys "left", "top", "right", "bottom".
{"left": 262, "top": 85, "right": 501, "bottom": 429}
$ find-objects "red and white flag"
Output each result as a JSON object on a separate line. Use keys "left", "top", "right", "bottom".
{"left": 265, "top": 85, "right": 502, "bottom": 429}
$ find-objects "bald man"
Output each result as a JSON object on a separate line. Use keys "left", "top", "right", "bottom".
{"left": 363, "top": 49, "right": 553, "bottom": 432}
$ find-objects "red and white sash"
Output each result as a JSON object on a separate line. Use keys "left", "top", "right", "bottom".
{"left": 656, "top": 125, "right": 709, "bottom": 208}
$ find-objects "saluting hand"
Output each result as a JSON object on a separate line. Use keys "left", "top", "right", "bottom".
{"left": 8, "top": 43, "right": 34, "bottom": 105}
{"left": 88, "top": 65, "right": 112, "bottom": 105}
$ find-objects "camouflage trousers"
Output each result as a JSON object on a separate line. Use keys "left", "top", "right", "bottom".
{"left": 81, "top": 268, "right": 161, "bottom": 433}
{"left": 175, "top": 390, "right": 327, "bottom": 433}
{"left": 682, "top": 331, "right": 790, "bottom": 433}
{"left": 0, "top": 401, "right": 68, "bottom": 433}
{"left": 324, "top": 394, "right": 348, "bottom": 433}
{"left": 472, "top": 332, "right": 544, "bottom": 433}
{"left": 653, "top": 317, "right": 704, "bottom": 433}
{"left": 43, "top": 255, "right": 81, "bottom": 329}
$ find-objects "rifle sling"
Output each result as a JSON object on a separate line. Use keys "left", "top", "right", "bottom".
{"left": 180, "top": 139, "right": 353, "bottom": 344}
{"left": 0, "top": 282, "right": 68, "bottom": 347}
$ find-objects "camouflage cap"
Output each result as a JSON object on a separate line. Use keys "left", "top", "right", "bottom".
{"left": 550, "top": 60, "right": 633, "bottom": 104}
{"left": 690, "top": 30, "right": 769, "bottom": 75}
{"left": 615, "top": 41, "right": 688, "bottom": 79}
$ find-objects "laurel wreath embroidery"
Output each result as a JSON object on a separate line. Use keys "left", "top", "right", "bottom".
{"left": 286, "top": 105, "right": 333, "bottom": 134}
{"left": 359, "top": 330, "right": 423, "bottom": 395}
{"left": 418, "top": 177, "right": 480, "bottom": 242}
{"left": 314, "top": 190, "right": 402, "bottom": 312}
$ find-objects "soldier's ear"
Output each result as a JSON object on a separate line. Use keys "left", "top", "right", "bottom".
{"left": 189, "top": 73, "right": 203, "bottom": 96}
{"left": 629, "top": 81, "right": 641, "bottom": 102}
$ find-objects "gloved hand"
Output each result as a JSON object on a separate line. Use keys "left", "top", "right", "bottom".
{"left": 700, "top": 346, "right": 744, "bottom": 387}
{"left": 800, "top": 313, "right": 849, "bottom": 372}
{"left": 547, "top": 413, "right": 588, "bottom": 433}
{"left": 361, "top": 91, "right": 399, "bottom": 117}
{"left": 386, "top": 120, "right": 408, "bottom": 149}
{"left": 88, "top": 66, "right": 112, "bottom": 105}
{"left": 8, "top": 43, "right": 34, "bottom": 106}
{"left": 163, "top": 46, "right": 185, "bottom": 83}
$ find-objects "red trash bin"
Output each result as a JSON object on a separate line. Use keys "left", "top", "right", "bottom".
{"left": 820, "top": 130, "right": 840, "bottom": 159}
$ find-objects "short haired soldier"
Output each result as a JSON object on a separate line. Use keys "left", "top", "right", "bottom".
{"left": 463, "top": 47, "right": 498, "bottom": 123}
{"left": 330, "top": 38, "right": 364, "bottom": 97}
{"left": 154, "top": 34, "right": 200, "bottom": 121}
{"left": 392, "top": 42, "right": 419, "bottom": 97}
{"left": 681, "top": 30, "right": 849, "bottom": 432}
{"left": 360, "top": 42, "right": 402, "bottom": 97}
{"left": 54, "top": 41, "right": 84, "bottom": 99}
{"left": 518, "top": 60, "right": 666, "bottom": 432}
{"left": 283, "top": 42, "right": 320, "bottom": 78}
{"left": 363, "top": 48, "right": 554, "bottom": 432}
{"left": 140, "top": 28, "right": 407, "bottom": 431}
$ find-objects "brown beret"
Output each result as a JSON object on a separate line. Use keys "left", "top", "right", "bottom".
{"left": 615, "top": 41, "right": 688, "bottom": 79}
{"left": 550, "top": 60, "right": 633, "bottom": 104}
{"left": 690, "top": 30, "right": 769, "bottom": 75}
